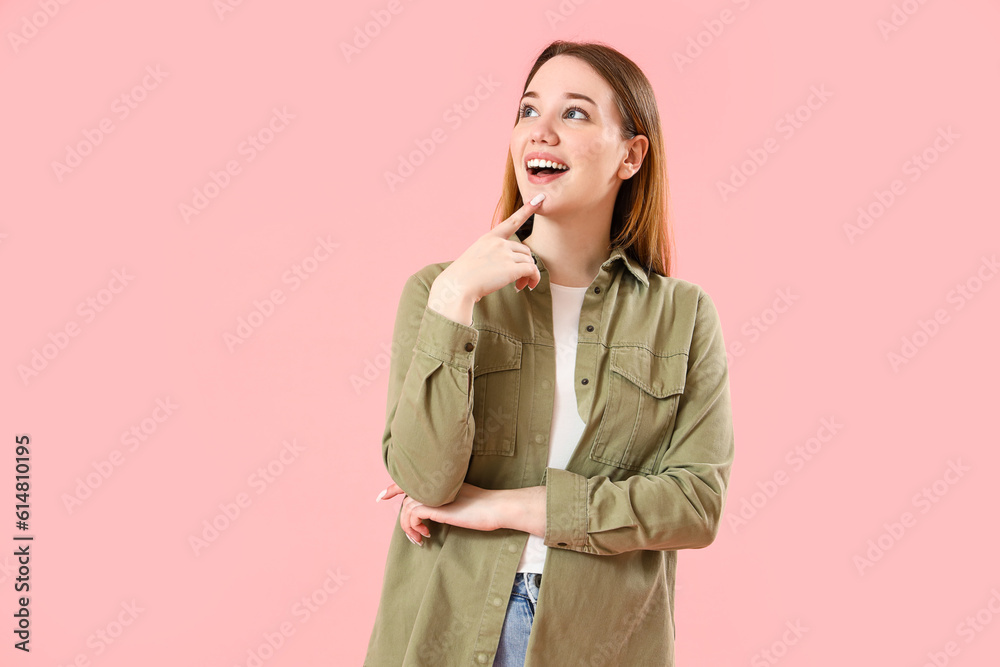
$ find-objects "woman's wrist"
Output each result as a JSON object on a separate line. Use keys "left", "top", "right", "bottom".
{"left": 428, "top": 271, "right": 477, "bottom": 326}
{"left": 496, "top": 486, "right": 547, "bottom": 538}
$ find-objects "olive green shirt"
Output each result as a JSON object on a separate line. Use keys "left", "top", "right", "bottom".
{"left": 365, "top": 224, "right": 735, "bottom": 666}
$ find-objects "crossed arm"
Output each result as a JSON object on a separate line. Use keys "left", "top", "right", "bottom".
{"left": 377, "top": 271, "right": 733, "bottom": 555}
{"left": 376, "top": 481, "right": 545, "bottom": 546}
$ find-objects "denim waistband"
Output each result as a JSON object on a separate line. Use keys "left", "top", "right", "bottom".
{"left": 514, "top": 572, "right": 542, "bottom": 605}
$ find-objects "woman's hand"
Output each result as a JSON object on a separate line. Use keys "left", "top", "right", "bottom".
{"left": 430, "top": 195, "right": 545, "bottom": 319}
{"left": 378, "top": 481, "right": 506, "bottom": 546}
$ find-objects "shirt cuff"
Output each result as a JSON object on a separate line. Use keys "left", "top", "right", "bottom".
{"left": 543, "top": 467, "right": 589, "bottom": 550}
{"left": 414, "top": 304, "right": 479, "bottom": 371}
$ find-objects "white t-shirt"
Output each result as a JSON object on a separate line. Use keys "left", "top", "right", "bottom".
{"left": 516, "top": 281, "right": 589, "bottom": 574}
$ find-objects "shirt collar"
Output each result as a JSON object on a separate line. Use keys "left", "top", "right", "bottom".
{"left": 507, "top": 227, "right": 650, "bottom": 288}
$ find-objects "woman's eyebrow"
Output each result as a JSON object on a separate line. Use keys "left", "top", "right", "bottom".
{"left": 520, "top": 91, "right": 597, "bottom": 106}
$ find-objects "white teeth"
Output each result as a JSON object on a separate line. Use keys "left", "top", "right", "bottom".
{"left": 526, "top": 158, "right": 569, "bottom": 170}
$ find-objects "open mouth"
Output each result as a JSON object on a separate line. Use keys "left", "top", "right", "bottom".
{"left": 525, "top": 160, "right": 570, "bottom": 184}
{"left": 527, "top": 165, "right": 568, "bottom": 176}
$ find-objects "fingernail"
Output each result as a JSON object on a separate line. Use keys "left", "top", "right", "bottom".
{"left": 530, "top": 193, "right": 545, "bottom": 205}
{"left": 375, "top": 488, "right": 387, "bottom": 502}
{"left": 406, "top": 534, "right": 422, "bottom": 546}
{"left": 515, "top": 285, "right": 522, "bottom": 293}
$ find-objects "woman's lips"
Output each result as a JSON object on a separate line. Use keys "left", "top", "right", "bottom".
{"left": 526, "top": 168, "right": 569, "bottom": 184}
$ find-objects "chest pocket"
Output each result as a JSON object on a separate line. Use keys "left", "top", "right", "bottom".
{"left": 471, "top": 331, "right": 521, "bottom": 456}
{"left": 590, "top": 347, "right": 687, "bottom": 474}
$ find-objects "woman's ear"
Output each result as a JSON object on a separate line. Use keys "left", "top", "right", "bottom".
{"left": 621, "top": 135, "right": 648, "bottom": 179}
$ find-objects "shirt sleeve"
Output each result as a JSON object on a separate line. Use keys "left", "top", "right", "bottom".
{"left": 542, "top": 289, "right": 735, "bottom": 555}
{"left": 381, "top": 271, "right": 480, "bottom": 507}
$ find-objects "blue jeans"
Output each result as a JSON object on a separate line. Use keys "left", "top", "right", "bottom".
{"left": 493, "top": 572, "right": 542, "bottom": 667}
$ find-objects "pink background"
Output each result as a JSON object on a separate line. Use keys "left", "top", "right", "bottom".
{"left": 2, "top": 0, "right": 998, "bottom": 665}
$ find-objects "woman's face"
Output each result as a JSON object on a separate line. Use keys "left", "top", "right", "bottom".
{"left": 511, "top": 54, "right": 636, "bottom": 218}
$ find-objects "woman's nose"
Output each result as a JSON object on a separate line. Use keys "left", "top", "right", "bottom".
{"left": 529, "top": 117, "right": 558, "bottom": 144}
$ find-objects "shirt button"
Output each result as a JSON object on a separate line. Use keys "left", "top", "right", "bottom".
{"left": 586, "top": 325, "right": 594, "bottom": 332}
{"left": 594, "top": 286, "right": 601, "bottom": 294}
{"left": 541, "top": 379, "right": 551, "bottom": 388}
{"left": 508, "top": 543, "right": 518, "bottom": 553}
{"left": 558, "top": 542, "right": 567, "bottom": 546}
{"left": 581, "top": 378, "right": 589, "bottom": 385}
{"left": 477, "top": 653, "right": 489, "bottom": 664}
{"left": 534, "top": 434, "right": 545, "bottom": 443}
{"left": 465, "top": 342, "right": 475, "bottom": 352}
{"left": 493, "top": 596, "right": 504, "bottom": 606}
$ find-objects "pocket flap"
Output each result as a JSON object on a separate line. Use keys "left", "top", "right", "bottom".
{"left": 472, "top": 331, "right": 522, "bottom": 377}
{"left": 609, "top": 347, "right": 687, "bottom": 398}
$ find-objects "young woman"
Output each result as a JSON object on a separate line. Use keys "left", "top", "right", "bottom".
{"left": 365, "top": 40, "right": 735, "bottom": 667}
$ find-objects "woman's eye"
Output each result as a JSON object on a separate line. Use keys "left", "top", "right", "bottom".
{"left": 518, "top": 104, "right": 588, "bottom": 120}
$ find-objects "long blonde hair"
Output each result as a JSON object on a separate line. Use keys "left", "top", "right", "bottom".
{"left": 491, "top": 39, "right": 675, "bottom": 277}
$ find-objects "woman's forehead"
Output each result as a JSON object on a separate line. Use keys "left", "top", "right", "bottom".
{"left": 528, "top": 56, "right": 611, "bottom": 104}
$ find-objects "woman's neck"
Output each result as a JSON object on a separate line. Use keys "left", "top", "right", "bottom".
{"left": 523, "top": 218, "right": 611, "bottom": 288}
